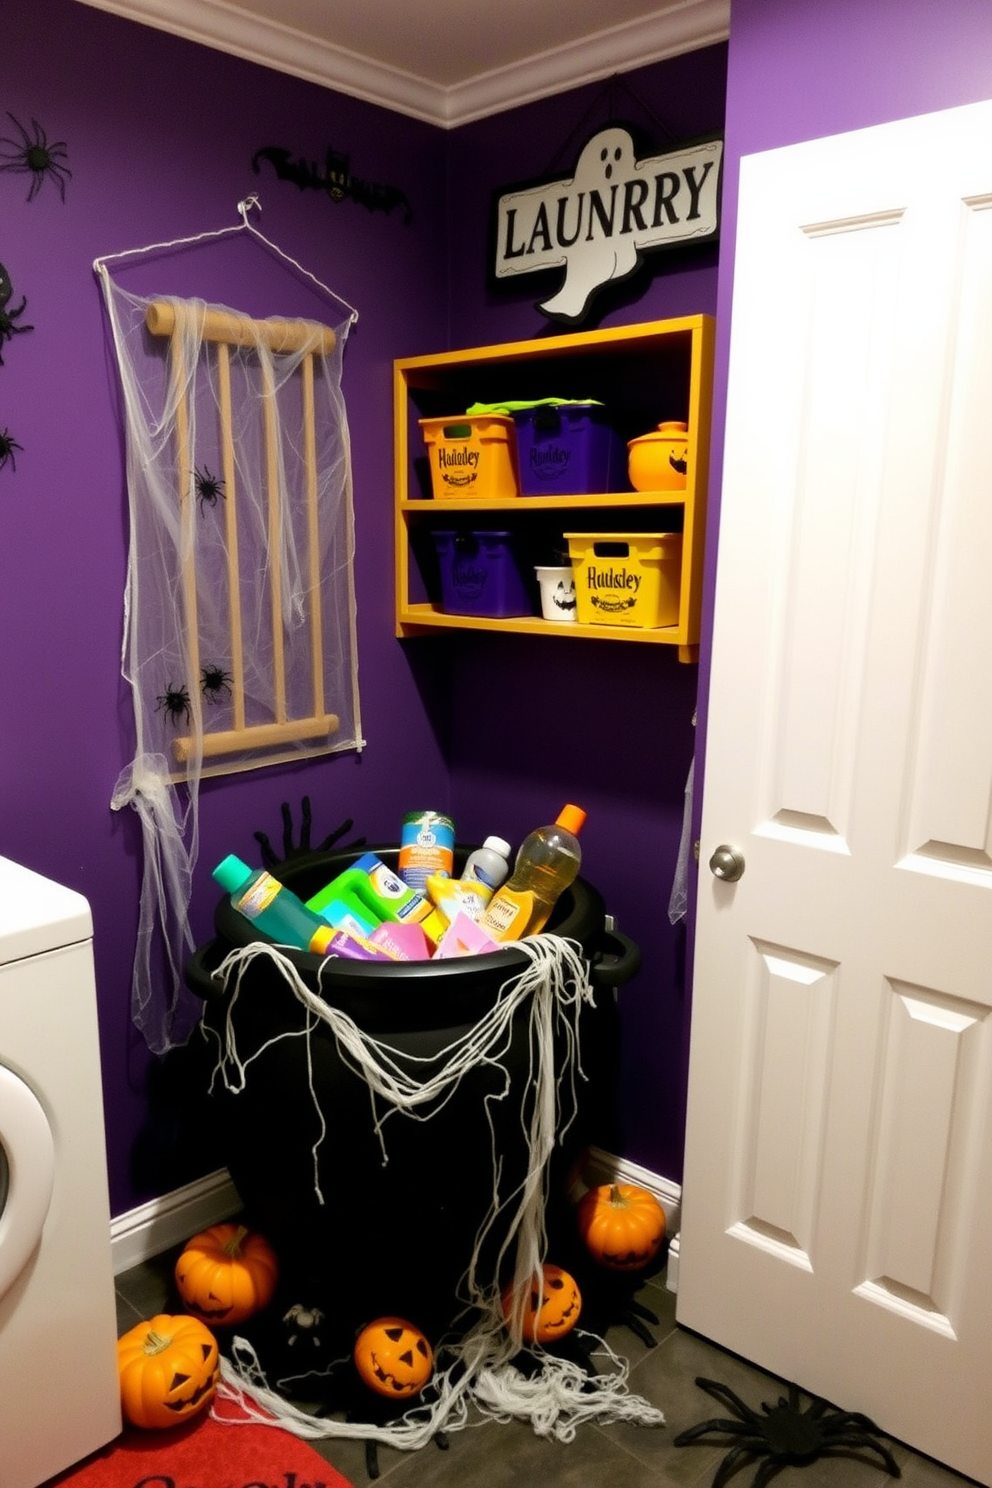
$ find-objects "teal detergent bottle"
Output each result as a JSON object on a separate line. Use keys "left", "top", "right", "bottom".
{"left": 213, "top": 854, "right": 337, "bottom": 954}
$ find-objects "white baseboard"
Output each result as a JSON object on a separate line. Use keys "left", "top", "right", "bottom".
{"left": 666, "top": 1231, "right": 680, "bottom": 1293}
{"left": 110, "top": 1168, "right": 242, "bottom": 1275}
{"left": 111, "top": 1153, "right": 683, "bottom": 1290}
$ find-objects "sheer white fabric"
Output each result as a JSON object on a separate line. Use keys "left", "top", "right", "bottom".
{"left": 668, "top": 755, "right": 694, "bottom": 925}
{"left": 99, "top": 274, "right": 363, "bottom": 1053}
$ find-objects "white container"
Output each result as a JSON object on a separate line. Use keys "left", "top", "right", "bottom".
{"left": 463, "top": 837, "right": 512, "bottom": 891}
{"left": 535, "top": 565, "right": 577, "bottom": 623}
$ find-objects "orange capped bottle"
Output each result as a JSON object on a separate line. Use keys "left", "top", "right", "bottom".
{"left": 477, "top": 805, "right": 586, "bottom": 942}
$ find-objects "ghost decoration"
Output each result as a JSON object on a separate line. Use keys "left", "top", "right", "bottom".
{"left": 494, "top": 127, "right": 723, "bottom": 323}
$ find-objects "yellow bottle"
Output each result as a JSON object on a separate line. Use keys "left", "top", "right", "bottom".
{"left": 477, "top": 804, "right": 586, "bottom": 942}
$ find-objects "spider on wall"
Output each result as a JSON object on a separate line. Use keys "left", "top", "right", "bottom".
{"left": 194, "top": 465, "right": 225, "bottom": 513}
{"left": 0, "top": 114, "right": 71, "bottom": 202}
{"left": 200, "top": 663, "right": 233, "bottom": 702}
{"left": 0, "top": 428, "right": 23, "bottom": 473}
{"left": 156, "top": 684, "right": 192, "bottom": 728}
{"left": 0, "top": 261, "right": 33, "bottom": 365}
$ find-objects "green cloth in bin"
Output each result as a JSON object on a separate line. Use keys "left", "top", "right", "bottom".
{"left": 465, "top": 397, "right": 603, "bottom": 415}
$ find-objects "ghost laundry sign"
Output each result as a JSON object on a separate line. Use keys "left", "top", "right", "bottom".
{"left": 493, "top": 126, "right": 722, "bottom": 324}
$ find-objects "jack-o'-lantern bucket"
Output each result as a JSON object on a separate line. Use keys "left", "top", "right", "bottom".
{"left": 535, "top": 565, "right": 577, "bottom": 623}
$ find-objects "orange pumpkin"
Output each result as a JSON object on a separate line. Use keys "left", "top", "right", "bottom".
{"left": 576, "top": 1182, "right": 666, "bottom": 1271}
{"left": 501, "top": 1262, "right": 582, "bottom": 1344}
{"left": 353, "top": 1317, "right": 433, "bottom": 1398}
{"left": 175, "top": 1222, "right": 278, "bottom": 1326}
{"left": 117, "top": 1313, "right": 219, "bottom": 1430}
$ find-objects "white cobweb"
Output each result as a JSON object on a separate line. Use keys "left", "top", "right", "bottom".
{"left": 97, "top": 270, "right": 363, "bottom": 1054}
{"left": 203, "top": 936, "right": 665, "bottom": 1449}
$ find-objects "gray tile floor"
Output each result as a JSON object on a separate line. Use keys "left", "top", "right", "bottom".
{"left": 116, "top": 1249, "right": 983, "bottom": 1488}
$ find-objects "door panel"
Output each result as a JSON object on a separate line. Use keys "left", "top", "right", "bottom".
{"left": 679, "top": 101, "right": 992, "bottom": 1483}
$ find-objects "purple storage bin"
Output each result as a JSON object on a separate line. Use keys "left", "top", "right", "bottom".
{"left": 512, "top": 403, "right": 626, "bottom": 496}
{"left": 432, "top": 530, "right": 533, "bottom": 618}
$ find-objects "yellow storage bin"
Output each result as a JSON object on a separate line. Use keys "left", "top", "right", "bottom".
{"left": 419, "top": 415, "right": 519, "bottom": 499}
{"left": 564, "top": 532, "right": 683, "bottom": 628}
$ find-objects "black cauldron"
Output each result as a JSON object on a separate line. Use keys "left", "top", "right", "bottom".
{"left": 185, "top": 846, "right": 639, "bottom": 1342}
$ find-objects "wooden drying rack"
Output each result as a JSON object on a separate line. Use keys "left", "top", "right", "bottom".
{"left": 145, "top": 300, "right": 341, "bottom": 766}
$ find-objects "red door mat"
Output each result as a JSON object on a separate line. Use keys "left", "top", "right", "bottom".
{"left": 44, "top": 1410, "right": 352, "bottom": 1488}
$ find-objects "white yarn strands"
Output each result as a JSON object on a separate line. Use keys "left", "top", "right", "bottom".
{"left": 97, "top": 267, "right": 363, "bottom": 1055}
{"left": 205, "top": 936, "right": 665, "bottom": 1447}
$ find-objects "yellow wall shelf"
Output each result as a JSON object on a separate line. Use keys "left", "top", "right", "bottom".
{"left": 393, "top": 315, "right": 715, "bottom": 662}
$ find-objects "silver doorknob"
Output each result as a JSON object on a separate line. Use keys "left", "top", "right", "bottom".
{"left": 709, "top": 844, "right": 746, "bottom": 882}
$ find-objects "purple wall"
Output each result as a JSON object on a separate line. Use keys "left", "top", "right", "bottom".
{"left": 443, "top": 50, "right": 726, "bottom": 1180}
{"left": 25, "top": 0, "right": 986, "bottom": 1220}
{"left": 2, "top": 0, "right": 453, "bottom": 1213}
{"left": 1, "top": 1, "right": 726, "bottom": 1213}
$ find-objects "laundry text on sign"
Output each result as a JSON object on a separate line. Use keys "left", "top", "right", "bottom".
{"left": 493, "top": 127, "right": 722, "bottom": 323}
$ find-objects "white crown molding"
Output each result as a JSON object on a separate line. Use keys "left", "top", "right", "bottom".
{"left": 445, "top": 1, "right": 732, "bottom": 128}
{"left": 72, "top": 0, "right": 730, "bottom": 128}
{"left": 73, "top": 0, "right": 446, "bottom": 123}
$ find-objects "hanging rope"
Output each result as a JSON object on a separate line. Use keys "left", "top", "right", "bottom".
{"left": 543, "top": 73, "right": 681, "bottom": 177}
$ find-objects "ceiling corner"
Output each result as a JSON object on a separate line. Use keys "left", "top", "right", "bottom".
{"left": 72, "top": 0, "right": 730, "bottom": 128}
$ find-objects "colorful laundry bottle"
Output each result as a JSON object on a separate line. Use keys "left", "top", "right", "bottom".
{"left": 397, "top": 811, "right": 455, "bottom": 892}
{"left": 426, "top": 836, "right": 512, "bottom": 924}
{"left": 477, "top": 806, "right": 585, "bottom": 942}
{"left": 213, "top": 854, "right": 336, "bottom": 955}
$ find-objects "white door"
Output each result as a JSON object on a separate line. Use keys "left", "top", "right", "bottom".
{"left": 678, "top": 100, "right": 992, "bottom": 1485}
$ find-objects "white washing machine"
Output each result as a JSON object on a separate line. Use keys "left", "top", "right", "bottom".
{"left": 0, "top": 855, "right": 121, "bottom": 1488}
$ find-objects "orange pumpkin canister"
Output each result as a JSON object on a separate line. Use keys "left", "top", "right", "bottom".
{"left": 627, "top": 420, "right": 689, "bottom": 492}
{"left": 576, "top": 1181, "right": 666, "bottom": 1271}
{"left": 175, "top": 1222, "right": 278, "bottom": 1327}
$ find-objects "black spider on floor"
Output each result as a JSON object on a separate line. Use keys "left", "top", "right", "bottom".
{"left": 0, "top": 114, "right": 71, "bottom": 202}
{"left": 673, "top": 1377, "right": 901, "bottom": 1486}
{"left": 0, "top": 427, "right": 22, "bottom": 472}
{"left": 194, "top": 465, "right": 225, "bottom": 512}
{"left": 200, "top": 663, "right": 233, "bottom": 702}
{"left": 0, "top": 261, "right": 33, "bottom": 365}
{"left": 156, "top": 683, "right": 192, "bottom": 727}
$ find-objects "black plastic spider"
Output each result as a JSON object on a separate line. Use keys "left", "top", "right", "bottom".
{"left": 193, "top": 465, "right": 225, "bottom": 513}
{"left": 673, "top": 1378, "right": 901, "bottom": 1486}
{"left": 0, "top": 114, "right": 71, "bottom": 202}
{"left": 156, "top": 684, "right": 192, "bottom": 728}
{"left": 0, "top": 261, "right": 33, "bottom": 365}
{"left": 0, "top": 427, "right": 23, "bottom": 472}
{"left": 200, "top": 662, "right": 233, "bottom": 702}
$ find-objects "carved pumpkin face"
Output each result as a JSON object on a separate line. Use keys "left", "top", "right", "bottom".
{"left": 175, "top": 1222, "right": 278, "bottom": 1326}
{"left": 501, "top": 1262, "right": 582, "bottom": 1344}
{"left": 354, "top": 1317, "right": 433, "bottom": 1399}
{"left": 576, "top": 1182, "right": 666, "bottom": 1271}
{"left": 552, "top": 579, "right": 576, "bottom": 613}
{"left": 117, "top": 1313, "right": 219, "bottom": 1430}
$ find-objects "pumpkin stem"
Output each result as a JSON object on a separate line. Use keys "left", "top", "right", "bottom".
{"left": 609, "top": 1183, "right": 627, "bottom": 1207}
{"left": 222, "top": 1224, "right": 250, "bottom": 1257}
{"left": 143, "top": 1328, "right": 173, "bottom": 1354}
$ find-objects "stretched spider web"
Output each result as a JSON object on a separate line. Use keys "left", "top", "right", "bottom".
{"left": 98, "top": 273, "right": 363, "bottom": 1054}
